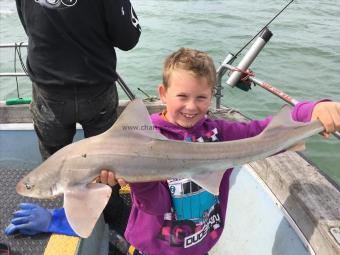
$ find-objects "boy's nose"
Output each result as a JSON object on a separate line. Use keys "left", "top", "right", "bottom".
{"left": 185, "top": 100, "right": 197, "bottom": 111}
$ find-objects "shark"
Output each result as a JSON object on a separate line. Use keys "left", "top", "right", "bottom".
{"left": 16, "top": 99, "right": 324, "bottom": 238}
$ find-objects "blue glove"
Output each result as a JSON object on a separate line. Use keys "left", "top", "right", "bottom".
{"left": 5, "top": 203, "right": 77, "bottom": 236}
{"left": 48, "top": 207, "right": 77, "bottom": 236}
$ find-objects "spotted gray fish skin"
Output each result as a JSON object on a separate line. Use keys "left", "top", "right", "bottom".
{"left": 15, "top": 99, "right": 324, "bottom": 238}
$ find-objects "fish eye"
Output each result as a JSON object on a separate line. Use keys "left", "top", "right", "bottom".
{"left": 24, "top": 182, "right": 34, "bottom": 190}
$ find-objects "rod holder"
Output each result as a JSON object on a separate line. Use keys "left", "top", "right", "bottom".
{"left": 215, "top": 53, "right": 235, "bottom": 109}
{"left": 226, "top": 27, "right": 272, "bottom": 87}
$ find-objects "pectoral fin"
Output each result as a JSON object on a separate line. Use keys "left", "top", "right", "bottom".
{"left": 191, "top": 170, "right": 226, "bottom": 195}
{"left": 64, "top": 183, "right": 112, "bottom": 238}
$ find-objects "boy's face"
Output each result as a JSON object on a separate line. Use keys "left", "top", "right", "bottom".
{"left": 159, "top": 69, "right": 213, "bottom": 128}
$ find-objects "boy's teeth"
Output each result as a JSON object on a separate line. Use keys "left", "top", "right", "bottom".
{"left": 183, "top": 113, "right": 195, "bottom": 118}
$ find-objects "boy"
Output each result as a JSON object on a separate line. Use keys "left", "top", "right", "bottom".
{"left": 121, "top": 48, "right": 340, "bottom": 254}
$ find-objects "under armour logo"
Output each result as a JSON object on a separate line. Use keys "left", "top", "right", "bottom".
{"left": 130, "top": 6, "right": 141, "bottom": 32}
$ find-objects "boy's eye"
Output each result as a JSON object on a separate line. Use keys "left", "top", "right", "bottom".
{"left": 177, "top": 94, "right": 187, "bottom": 98}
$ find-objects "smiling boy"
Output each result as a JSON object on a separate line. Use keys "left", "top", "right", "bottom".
{"left": 123, "top": 48, "right": 340, "bottom": 255}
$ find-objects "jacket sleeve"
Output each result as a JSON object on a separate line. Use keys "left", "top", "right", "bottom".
{"left": 291, "top": 100, "right": 330, "bottom": 122}
{"left": 15, "top": 0, "right": 27, "bottom": 34}
{"left": 103, "top": 0, "right": 141, "bottom": 50}
{"left": 129, "top": 181, "right": 172, "bottom": 215}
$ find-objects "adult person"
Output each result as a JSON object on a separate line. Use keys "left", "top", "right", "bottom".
{"left": 13, "top": 1, "right": 141, "bottom": 253}
{"left": 15, "top": 0, "right": 141, "bottom": 159}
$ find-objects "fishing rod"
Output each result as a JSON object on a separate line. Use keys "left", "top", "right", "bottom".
{"left": 215, "top": 0, "right": 295, "bottom": 108}
{"left": 232, "top": 0, "right": 295, "bottom": 62}
{"left": 223, "top": 62, "right": 340, "bottom": 140}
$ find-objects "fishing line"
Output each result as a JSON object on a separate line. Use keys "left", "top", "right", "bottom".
{"left": 14, "top": 43, "right": 20, "bottom": 98}
{"left": 13, "top": 42, "right": 29, "bottom": 99}
{"left": 15, "top": 43, "right": 28, "bottom": 75}
{"left": 232, "top": 0, "right": 295, "bottom": 61}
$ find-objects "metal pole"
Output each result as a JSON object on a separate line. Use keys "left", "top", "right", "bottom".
{"left": 0, "top": 73, "right": 27, "bottom": 77}
{"left": 248, "top": 76, "right": 300, "bottom": 105}
{"left": 115, "top": 72, "right": 136, "bottom": 101}
{"left": 0, "top": 43, "right": 27, "bottom": 48}
{"left": 215, "top": 53, "right": 235, "bottom": 109}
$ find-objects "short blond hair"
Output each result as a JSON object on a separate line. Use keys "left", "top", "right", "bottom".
{"left": 162, "top": 48, "right": 216, "bottom": 90}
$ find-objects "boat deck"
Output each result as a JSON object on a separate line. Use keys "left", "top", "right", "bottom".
{"left": 0, "top": 168, "right": 63, "bottom": 254}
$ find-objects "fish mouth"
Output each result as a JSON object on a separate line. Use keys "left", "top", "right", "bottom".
{"left": 16, "top": 181, "right": 27, "bottom": 195}
{"left": 15, "top": 180, "right": 39, "bottom": 198}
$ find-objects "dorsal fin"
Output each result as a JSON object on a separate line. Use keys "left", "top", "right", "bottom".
{"left": 104, "top": 99, "right": 168, "bottom": 140}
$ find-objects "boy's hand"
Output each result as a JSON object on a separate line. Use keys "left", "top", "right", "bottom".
{"left": 94, "top": 170, "right": 127, "bottom": 187}
{"left": 311, "top": 102, "right": 340, "bottom": 138}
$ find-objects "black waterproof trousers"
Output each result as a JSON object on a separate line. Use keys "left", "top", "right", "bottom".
{"left": 30, "top": 82, "right": 119, "bottom": 159}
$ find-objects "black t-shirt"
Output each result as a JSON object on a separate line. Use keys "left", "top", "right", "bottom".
{"left": 16, "top": 0, "right": 141, "bottom": 86}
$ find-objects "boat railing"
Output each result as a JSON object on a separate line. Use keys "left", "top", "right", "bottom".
{"left": 0, "top": 42, "right": 137, "bottom": 101}
{"left": 0, "top": 42, "right": 28, "bottom": 77}
{"left": 0, "top": 42, "right": 31, "bottom": 101}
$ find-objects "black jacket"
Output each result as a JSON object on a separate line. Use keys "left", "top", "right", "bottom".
{"left": 16, "top": 0, "right": 141, "bottom": 86}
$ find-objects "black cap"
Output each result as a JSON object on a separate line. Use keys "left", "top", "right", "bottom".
{"left": 260, "top": 27, "right": 273, "bottom": 42}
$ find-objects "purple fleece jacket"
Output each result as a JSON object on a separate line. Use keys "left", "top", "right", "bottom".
{"left": 125, "top": 101, "right": 317, "bottom": 255}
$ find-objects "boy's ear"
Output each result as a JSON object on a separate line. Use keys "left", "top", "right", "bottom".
{"left": 158, "top": 84, "right": 167, "bottom": 103}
